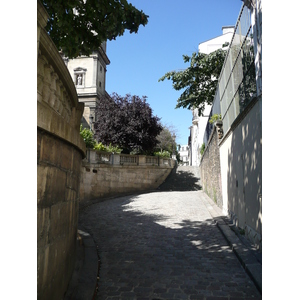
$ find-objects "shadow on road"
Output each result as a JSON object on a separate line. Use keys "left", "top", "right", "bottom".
{"left": 79, "top": 194, "right": 261, "bottom": 299}
{"left": 157, "top": 169, "right": 201, "bottom": 192}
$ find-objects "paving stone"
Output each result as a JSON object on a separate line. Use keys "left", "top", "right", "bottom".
{"left": 78, "top": 167, "right": 261, "bottom": 300}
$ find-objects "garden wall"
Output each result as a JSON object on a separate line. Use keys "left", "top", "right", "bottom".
{"left": 80, "top": 150, "right": 176, "bottom": 203}
{"left": 199, "top": 125, "right": 223, "bottom": 209}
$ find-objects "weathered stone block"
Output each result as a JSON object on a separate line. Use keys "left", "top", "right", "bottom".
{"left": 38, "top": 165, "right": 67, "bottom": 208}
{"left": 65, "top": 187, "right": 77, "bottom": 202}
{"left": 37, "top": 207, "right": 50, "bottom": 249}
{"left": 37, "top": 164, "right": 48, "bottom": 204}
{"left": 39, "top": 133, "right": 62, "bottom": 166}
{"left": 60, "top": 142, "right": 73, "bottom": 170}
{"left": 49, "top": 202, "right": 72, "bottom": 241}
{"left": 66, "top": 170, "right": 79, "bottom": 191}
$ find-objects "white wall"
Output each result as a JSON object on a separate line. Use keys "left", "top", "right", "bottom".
{"left": 219, "top": 100, "right": 262, "bottom": 246}
{"left": 189, "top": 27, "right": 234, "bottom": 166}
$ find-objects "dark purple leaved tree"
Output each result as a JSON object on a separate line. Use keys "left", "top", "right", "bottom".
{"left": 94, "top": 93, "right": 163, "bottom": 154}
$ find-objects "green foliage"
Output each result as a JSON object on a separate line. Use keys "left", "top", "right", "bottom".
{"left": 94, "top": 142, "right": 122, "bottom": 153}
{"left": 93, "top": 141, "right": 107, "bottom": 152}
{"left": 43, "top": 0, "right": 149, "bottom": 58}
{"left": 155, "top": 125, "right": 177, "bottom": 154}
{"left": 159, "top": 48, "right": 227, "bottom": 116}
{"left": 154, "top": 150, "right": 171, "bottom": 158}
{"left": 80, "top": 124, "right": 96, "bottom": 148}
{"left": 200, "top": 143, "right": 205, "bottom": 156}
{"left": 104, "top": 143, "right": 123, "bottom": 154}
{"left": 209, "top": 114, "right": 222, "bottom": 124}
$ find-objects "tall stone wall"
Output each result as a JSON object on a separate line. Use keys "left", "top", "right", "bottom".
{"left": 199, "top": 125, "right": 223, "bottom": 208}
{"left": 80, "top": 151, "right": 176, "bottom": 203}
{"left": 37, "top": 1, "right": 86, "bottom": 299}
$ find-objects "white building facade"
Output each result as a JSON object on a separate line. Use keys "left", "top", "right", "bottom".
{"left": 189, "top": 26, "right": 235, "bottom": 166}
{"left": 178, "top": 144, "right": 189, "bottom": 165}
{"left": 63, "top": 42, "right": 110, "bottom": 130}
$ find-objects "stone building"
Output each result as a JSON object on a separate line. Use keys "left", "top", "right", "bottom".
{"left": 189, "top": 26, "right": 235, "bottom": 166}
{"left": 178, "top": 144, "right": 189, "bottom": 165}
{"left": 63, "top": 43, "right": 110, "bottom": 130}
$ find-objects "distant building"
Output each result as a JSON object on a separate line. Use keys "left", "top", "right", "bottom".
{"left": 63, "top": 42, "right": 110, "bottom": 130}
{"left": 189, "top": 26, "right": 235, "bottom": 166}
{"left": 178, "top": 144, "right": 189, "bottom": 165}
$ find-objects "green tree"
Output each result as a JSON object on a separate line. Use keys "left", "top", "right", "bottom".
{"left": 159, "top": 48, "right": 227, "bottom": 116}
{"left": 155, "top": 124, "right": 177, "bottom": 155}
{"left": 79, "top": 124, "right": 96, "bottom": 148}
{"left": 42, "top": 0, "right": 148, "bottom": 58}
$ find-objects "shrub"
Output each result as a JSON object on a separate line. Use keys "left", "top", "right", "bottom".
{"left": 94, "top": 142, "right": 107, "bottom": 152}
{"left": 154, "top": 150, "right": 171, "bottom": 158}
{"left": 209, "top": 114, "right": 222, "bottom": 124}
{"left": 200, "top": 143, "right": 205, "bottom": 155}
{"left": 94, "top": 142, "right": 122, "bottom": 153}
{"left": 104, "top": 143, "right": 122, "bottom": 154}
{"left": 80, "top": 125, "right": 96, "bottom": 149}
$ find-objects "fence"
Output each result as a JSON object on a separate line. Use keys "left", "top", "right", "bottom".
{"left": 219, "top": 4, "right": 256, "bottom": 133}
{"left": 86, "top": 150, "right": 173, "bottom": 167}
{"left": 204, "top": 3, "right": 257, "bottom": 141}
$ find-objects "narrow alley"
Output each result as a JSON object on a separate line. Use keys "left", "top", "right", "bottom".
{"left": 75, "top": 166, "right": 262, "bottom": 300}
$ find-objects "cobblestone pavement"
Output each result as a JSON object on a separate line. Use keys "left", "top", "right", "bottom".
{"left": 78, "top": 167, "right": 261, "bottom": 300}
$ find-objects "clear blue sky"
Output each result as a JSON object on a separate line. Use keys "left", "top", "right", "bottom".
{"left": 106, "top": 0, "right": 243, "bottom": 146}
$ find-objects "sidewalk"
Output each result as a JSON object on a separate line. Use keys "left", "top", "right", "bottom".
{"left": 200, "top": 192, "right": 262, "bottom": 294}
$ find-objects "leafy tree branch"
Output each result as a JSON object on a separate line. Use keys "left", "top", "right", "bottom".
{"left": 42, "top": 0, "right": 149, "bottom": 58}
{"left": 159, "top": 48, "right": 227, "bottom": 116}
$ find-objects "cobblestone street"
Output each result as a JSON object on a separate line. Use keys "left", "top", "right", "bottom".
{"left": 78, "top": 167, "right": 261, "bottom": 300}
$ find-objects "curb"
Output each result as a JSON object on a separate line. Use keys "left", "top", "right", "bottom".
{"left": 64, "top": 229, "right": 99, "bottom": 300}
{"left": 200, "top": 192, "right": 262, "bottom": 294}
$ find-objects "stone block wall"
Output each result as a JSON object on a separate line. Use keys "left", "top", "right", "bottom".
{"left": 37, "top": 1, "right": 86, "bottom": 299}
{"left": 80, "top": 153, "right": 175, "bottom": 203}
{"left": 199, "top": 125, "right": 223, "bottom": 208}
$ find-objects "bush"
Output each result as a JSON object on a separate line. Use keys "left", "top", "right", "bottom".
{"left": 154, "top": 150, "right": 171, "bottom": 158}
{"left": 80, "top": 125, "right": 96, "bottom": 149}
{"left": 209, "top": 114, "right": 222, "bottom": 124}
{"left": 94, "top": 142, "right": 107, "bottom": 152}
{"left": 200, "top": 143, "right": 205, "bottom": 155}
{"left": 104, "top": 143, "right": 122, "bottom": 154}
{"left": 94, "top": 142, "right": 122, "bottom": 153}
